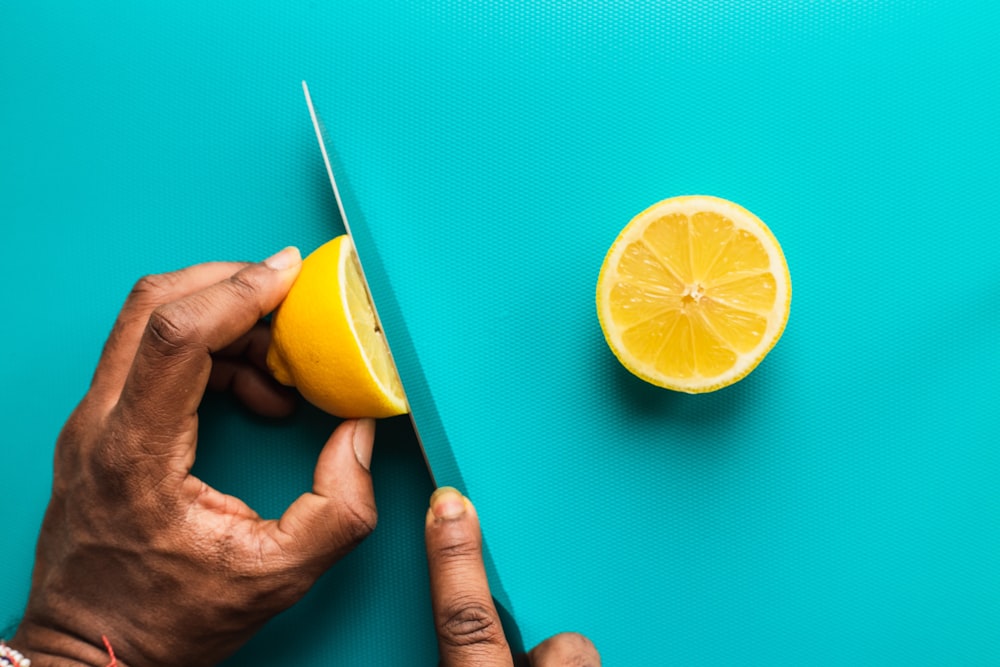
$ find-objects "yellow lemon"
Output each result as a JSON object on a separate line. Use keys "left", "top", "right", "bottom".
{"left": 267, "top": 235, "right": 408, "bottom": 418}
{"left": 596, "top": 195, "right": 791, "bottom": 393}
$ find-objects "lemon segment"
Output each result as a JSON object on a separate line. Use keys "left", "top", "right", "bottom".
{"left": 596, "top": 195, "right": 791, "bottom": 393}
{"left": 267, "top": 235, "right": 408, "bottom": 418}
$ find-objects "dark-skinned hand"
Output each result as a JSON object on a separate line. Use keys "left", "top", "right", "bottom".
{"left": 12, "top": 247, "right": 598, "bottom": 666}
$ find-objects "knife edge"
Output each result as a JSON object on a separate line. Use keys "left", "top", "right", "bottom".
{"left": 301, "top": 80, "right": 523, "bottom": 653}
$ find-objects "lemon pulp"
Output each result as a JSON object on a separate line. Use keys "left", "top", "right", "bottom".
{"left": 596, "top": 195, "right": 791, "bottom": 393}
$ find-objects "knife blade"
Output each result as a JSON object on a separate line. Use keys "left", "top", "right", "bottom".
{"left": 301, "top": 81, "right": 524, "bottom": 655}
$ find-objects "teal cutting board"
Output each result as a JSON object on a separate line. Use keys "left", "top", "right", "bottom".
{"left": 2, "top": 1, "right": 998, "bottom": 664}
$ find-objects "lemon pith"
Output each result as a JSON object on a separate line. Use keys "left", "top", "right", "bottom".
{"left": 267, "top": 235, "right": 408, "bottom": 418}
{"left": 596, "top": 195, "right": 791, "bottom": 393}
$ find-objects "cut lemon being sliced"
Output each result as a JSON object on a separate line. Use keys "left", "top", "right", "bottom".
{"left": 267, "top": 235, "right": 408, "bottom": 418}
{"left": 596, "top": 195, "right": 791, "bottom": 393}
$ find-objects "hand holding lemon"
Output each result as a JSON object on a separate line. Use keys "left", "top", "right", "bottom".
{"left": 15, "top": 243, "right": 599, "bottom": 666}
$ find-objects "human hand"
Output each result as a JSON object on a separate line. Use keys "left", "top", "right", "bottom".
{"left": 13, "top": 248, "right": 380, "bottom": 667}
{"left": 425, "top": 487, "right": 601, "bottom": 666}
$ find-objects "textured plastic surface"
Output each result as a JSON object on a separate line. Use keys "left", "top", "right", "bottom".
{"left": 2, "top": 1, "right": 999, "bottom": 665}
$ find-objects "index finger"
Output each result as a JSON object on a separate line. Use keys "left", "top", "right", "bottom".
{"left": 113, "top": 247, "right": 301, "bottom": 467}
{"left": 425, "top": 487, "right": 513, "bottom": 667}
{"left": 89, "top": 262, "right": 250, "bottom": 408}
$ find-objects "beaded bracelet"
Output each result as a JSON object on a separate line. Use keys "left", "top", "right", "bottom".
{"left": 0, "top": 641, "right": 30, "bottom": 667}
{"left": 1, "top": 635, "right": 115, "bottom": 667}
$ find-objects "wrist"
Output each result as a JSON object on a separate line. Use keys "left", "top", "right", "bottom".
{"left": 10, "top": 624, "right": 121, "bottom": 667}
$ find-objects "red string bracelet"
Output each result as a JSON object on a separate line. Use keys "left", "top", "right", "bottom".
{"left": 102, "top": 635, "right": 117, "bottom": 667}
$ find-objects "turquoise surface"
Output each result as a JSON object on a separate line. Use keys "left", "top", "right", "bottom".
{"left": 2, "top": 1, "right": 998, "bottom": 665}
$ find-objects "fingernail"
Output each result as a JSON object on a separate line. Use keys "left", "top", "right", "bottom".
{"left": 264, "top": 246, "right": 301, "bottom": 271}
{"left": 352, "top": 418, "right": 376, "bottom": 470}
{"left": 430, "top": 486, "right": 467, "bottom": 520}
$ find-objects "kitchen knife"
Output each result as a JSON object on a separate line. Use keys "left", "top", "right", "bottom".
{"left": 302, "top": 81, "right": 524, "bottom": 654}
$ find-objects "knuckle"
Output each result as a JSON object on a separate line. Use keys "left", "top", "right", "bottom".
{"left": 433, "top": 533, "right": 481, "bottom": 564}
{"left": 338, "top": 500, "right": 379, "bottom": 547}
{"left": 438, "top": 598, "right": 506, "bottom": 649}
{"left": 91, "top": 420, "right": 156, "bottom": 484}
{"left": 128, "top": 272, "right": 180, "bottom": 306}
{"left": 533, "top": 633, "right": 601, "bottom": 667}
{"left": 145, "top": 304, "right": 198, "bottom": 355}
{"left": 85, "top": 421, "right": 132, "bottom": 481}
{"left": 55, "top": 408, "right": 90, "bottom": 451}
{"left": 223, "top": 270, "right": 265, "bottom": 310}
{"left": 554, "top": 655, "right": 600, "bottom": 667}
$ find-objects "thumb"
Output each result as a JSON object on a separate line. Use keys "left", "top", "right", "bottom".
{"left": 271, "top": 418, "right": 378, "bottom": 571}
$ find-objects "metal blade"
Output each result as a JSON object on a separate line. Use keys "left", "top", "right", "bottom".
{"left": 302, "top": 81, "right": 524, "bottom": 654}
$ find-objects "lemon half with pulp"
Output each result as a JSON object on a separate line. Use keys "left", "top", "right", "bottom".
{"left": 267, "top": 235, "right": 408, "bottom": 418}
{"left": 596, "top": 195, "right": 791, "bottom": 393}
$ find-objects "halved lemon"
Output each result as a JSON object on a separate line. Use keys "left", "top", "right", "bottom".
{"left": 596, "top": 195, "right": 791, "bottom": 393}
{"left": 266, "top": 235, "right": 408, "bottom": 418}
